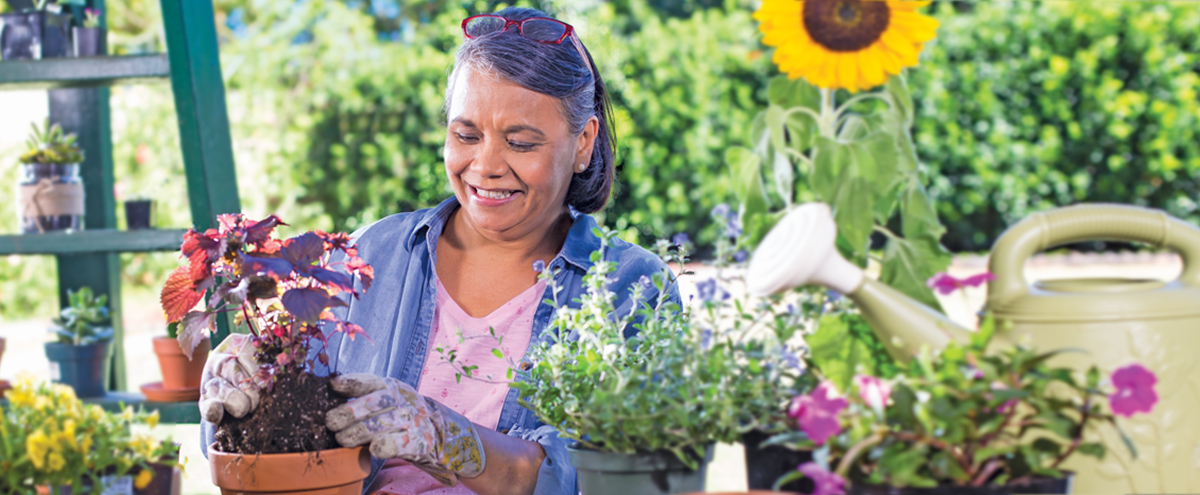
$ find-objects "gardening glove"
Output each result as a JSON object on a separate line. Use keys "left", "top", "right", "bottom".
{"left": 199, "top": 334, "right": 266, "bottom": 424}
{"left": 326, "top": 374, "right": 486, "bottom": 486}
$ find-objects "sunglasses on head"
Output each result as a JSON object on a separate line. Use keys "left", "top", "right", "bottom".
{"left": 461, "top": 15, "right": 594, "bottom": 78}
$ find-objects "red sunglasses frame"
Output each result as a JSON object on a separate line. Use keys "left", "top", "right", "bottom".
{"left": 461, "top": 15, "right": 594, "bottom": 78}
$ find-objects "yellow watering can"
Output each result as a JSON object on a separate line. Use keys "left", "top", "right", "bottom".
{"left": 747, "top": 202, "right": 1200, "bottom": 494}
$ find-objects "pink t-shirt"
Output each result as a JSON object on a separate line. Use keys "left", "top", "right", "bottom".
{"left": 366, "top": 278, "right": 545, "bottom": 495}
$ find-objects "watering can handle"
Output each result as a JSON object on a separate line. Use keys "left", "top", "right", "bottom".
{"left": 988, "top": 203, "right": 1200, "bottom": 306}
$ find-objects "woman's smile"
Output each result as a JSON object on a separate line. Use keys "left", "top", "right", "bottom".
{"left": 469, "top": 184, "right": 522, "bottom": 206}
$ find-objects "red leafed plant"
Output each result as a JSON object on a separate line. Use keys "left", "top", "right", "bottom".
{"left": 159, "top": 213, "right": 374, "bottom": 375}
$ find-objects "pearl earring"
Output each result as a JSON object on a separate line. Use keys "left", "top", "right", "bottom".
{"left": 577, "top": 163, "right": 588, "bottom": 172}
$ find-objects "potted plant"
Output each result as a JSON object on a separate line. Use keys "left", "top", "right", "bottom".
{"left": 767, "top": 316, "right": 1159, "bottom": 494}
{"left": 0, "top": 0, "right": 71, "bottom": 60}
{"left": 44, "top": 287, "right": 114, "bottom": 398}
{"left": 513, "top": 228, "right": 800, "bottom": 495}
{"left": 18, "top": 120, "right": 86, "bottom": 234}
{"left": 140, "top": 320, "right": 209, "bottom": 402}
{"left": 124, "top": 197, "right": 154, "bottom": 230}
{"left": 71, "top": 7, "right": 102, "bottom": 57}
{"left": 158, "top": 213, "right": 375, "bottom": 494}
{"left": 0, "top": 375, "right": 182, "bottom": 494}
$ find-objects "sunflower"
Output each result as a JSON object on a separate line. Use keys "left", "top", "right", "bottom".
{"left": 755, "top": 0, "right": 939, "bottom": 92}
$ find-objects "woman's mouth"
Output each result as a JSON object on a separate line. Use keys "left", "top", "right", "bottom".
{"left": 470, "top": 185, "right": 520, "bottom": 206}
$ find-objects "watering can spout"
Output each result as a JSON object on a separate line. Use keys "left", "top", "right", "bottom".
{"left": 746, "top": 203, "right": 972, "bottom": 360}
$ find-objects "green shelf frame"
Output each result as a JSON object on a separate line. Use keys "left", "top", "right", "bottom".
{"left": 86, "top": 392, "right": 201, "bottom": 424}
{"left": 0, "top": 229, "right": 186, "bottom": 255}
{"left": 0, "top": 55, "right": 170, "bottom": 91}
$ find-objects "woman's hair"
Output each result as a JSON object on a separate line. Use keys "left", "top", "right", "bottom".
{"left": 446, "top": 7, "right": 616, "bottom": 214}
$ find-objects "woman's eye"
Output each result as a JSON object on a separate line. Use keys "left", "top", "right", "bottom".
{"left": 456, "top": 133, "right": 479, "bottom": 143}
{"left": 508, "top": 141, "right": 539, "bottom": 152}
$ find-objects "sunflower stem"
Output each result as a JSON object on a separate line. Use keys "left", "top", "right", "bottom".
{"left": 833, "top": 92, "right": 892, "bottom": 122}
{"left": 819, "top": 89, "right": 838, "bottom": 139}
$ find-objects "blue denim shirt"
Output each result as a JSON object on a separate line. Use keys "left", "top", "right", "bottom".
{"left": 202, "top": 197, "right": 679, "bottom": 495}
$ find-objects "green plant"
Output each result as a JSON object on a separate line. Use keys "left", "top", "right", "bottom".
{"left": 770, "top": 316, "right": 1158, "bottom": 490}
{"left": 20, "top": 120, "right": 84, "bottom": 165}
{"left": 0, "top": 375, "right": 178, "bottom": 494}
{"left": 514, "top": 227, "right": 804, "bottom": 465}
{"left": 51, "top": 287, "right": 114, "bottom": 346}
{"left": 81, "top": 8, "right": 100, "bottom": 28}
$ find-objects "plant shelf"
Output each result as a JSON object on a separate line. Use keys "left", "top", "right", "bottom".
{"left": 0, "top": 229, "right": 185, "bottom": 255}
{"left": 86, "top": 392, "right": 201, "bottom": 424}
{"left": 0, "top": 55, "right": 170, "bottom": 91}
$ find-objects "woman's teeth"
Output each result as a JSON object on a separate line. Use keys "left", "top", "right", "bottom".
{"left": 476, "top": 188, "right": 514, "bottom": 199}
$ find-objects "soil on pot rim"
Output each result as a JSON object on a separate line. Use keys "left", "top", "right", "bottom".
{"left": 214, "top": 369, "right": 345, "bottom": 454}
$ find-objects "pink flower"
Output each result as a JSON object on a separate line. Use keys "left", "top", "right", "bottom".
{"left": 1109, "top": 364, "right": 1158, "bottom": 418}
{"left": 854, "top": 375, "right": 892, "bottom": 410}
{"left": 926, "top": 271, "right": 995, "bottom": 295}
{"left": 788, "top": 382, "right": 847, "bottom": 445}
{"left": 798, "top": 462, "right": 846, "bottom": 495}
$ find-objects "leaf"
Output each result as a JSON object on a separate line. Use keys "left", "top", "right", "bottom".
{"left": 492, "top": 348, "right": 504, "bottom": 359}
{"left": 1077, "top": 442, "right": 1106, "bottom": 460}
{"left": 901, "top": 180, "right": 946, "bottom": 241}
{"left": 160, "top": 266, "right": 205, "bottom": 323}
{"left": 310, "top": 266, "right": 354, "bottom": 292}
{"left": 850, "top": 132, "right": 902, "bottom": 220}
{"left": 280, "top": 232, "right": 325, "bottom": 271}
{"left": 244, "top": 214, "right": 285, "bottom": 244}
{"left": 832, "top": 176, "right": 874, "bottom": 263}
{"left": 884, "top": 75, "right": 915, "bottom": 127}
{"left": 810, "top": 137, "right": 851, "bottom": 203}
{"left": 506, "top": 367, "right": 513, "bottom": 380}
{"left": 972, "top": 313, "right": 996, "bottom": 350}
{"left": 767, "top": 105, "right": 788, "bottom": 158}
{"left": 880, "top": 235, "right": 947, "bottom": 311}
{"left": 772, "top": 151, "right": 794, "bottom": 207}
{"left": 807, "top": 314, "right": 872, "bottom": 392}
{"left": 242, "top": 255, "right": 295, "bottom": 279}
{"left": 767, "top": 75, "right": 821, "bottom": 111}
{"left": 281, "top": 287, "right": 334, "bottom": 323}
{"left": 178, "top": 311, "right": 215, "bottom": 361}
{"left": 209, "top": 278, "right": 250, "bottom": 309}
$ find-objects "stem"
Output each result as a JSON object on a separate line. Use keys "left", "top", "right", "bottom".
{"left": 1051, "top": 396, "right": 1094, "bottom": 469}
{"left": 835, "top": 429, "right": 886, "bottom": 477}
{"left": 971, "top": 459, "right": 1003, "bottom": 487}
{"left": 873, "top": 224, "right": 899, "bottom": 239}
{"left": 819, "top": 89, "right": 838, "bottom": 139}
{"left": 892, "top": 431, "right": 974, "bottom": 475}
{"left": 833, "top": 93, "right": 893, "bottom": 122}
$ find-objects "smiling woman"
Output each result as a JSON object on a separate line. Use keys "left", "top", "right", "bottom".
{"left": 197, "top": 6, "right": 678, "bottom": 495}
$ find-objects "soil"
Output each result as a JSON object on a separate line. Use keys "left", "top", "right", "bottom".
{"left": 214, "top": 369, "right": 346, "bottom": 454}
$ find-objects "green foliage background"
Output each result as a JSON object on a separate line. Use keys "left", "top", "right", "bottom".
{"left": 3, "top": 0, "right": 1200, "bottom": 319}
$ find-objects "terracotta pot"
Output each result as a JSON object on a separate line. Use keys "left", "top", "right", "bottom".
{"left": 208, "top": 444, "right": 370, "bottom": 495}
{"left": 153, "top": 336, "right": 209, "bottom": 390}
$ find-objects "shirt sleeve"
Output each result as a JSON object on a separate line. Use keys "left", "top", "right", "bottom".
{"left": 510, "top": 425, "right": 576, "bottom": 495}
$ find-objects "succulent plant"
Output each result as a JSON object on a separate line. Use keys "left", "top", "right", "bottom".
{"left": 21, "top": 119, "right": 84, "bottom": 165}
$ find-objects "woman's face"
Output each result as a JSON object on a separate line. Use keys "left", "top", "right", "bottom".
{"left": 444, "top": 68, "right": 598, "bottom": 241}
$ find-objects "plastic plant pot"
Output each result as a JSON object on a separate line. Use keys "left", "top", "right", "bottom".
{"left": 124, "top": 199, "right": 154, "bottom": 230}
{"left": 569, "top": 444, "right": 713, "bottom": 495}
{"left": 18, "top": 163, "right": 84, "bottom": 233}
{"left": 741, "top": 430, "right": 813, "bottom": 493}
{"left": 847, "top": 475, "right": 1072, "bottom": 495}
{"left": 72, "top": 26, "right": 105, "bottom": 57}
{"left": 44, "top": 340, "right": 111, "bottom": 398}
{"left": 0, "top": 11, "right": 70, "bottom": 60}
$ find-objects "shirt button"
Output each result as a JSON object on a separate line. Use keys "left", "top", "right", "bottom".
{"left": 520, "top": 361, "right": 532, "bottom": 371}
{"left": 500, "top": 428, "right": 510, "bottom": 434}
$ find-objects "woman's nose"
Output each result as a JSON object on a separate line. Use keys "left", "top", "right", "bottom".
{"left": 471, "top": 138, "right": 509, "bottom": 178}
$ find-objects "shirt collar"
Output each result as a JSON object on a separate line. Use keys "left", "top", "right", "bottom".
{"left": 407, "top": 197, "right": 602, "bottom": 271}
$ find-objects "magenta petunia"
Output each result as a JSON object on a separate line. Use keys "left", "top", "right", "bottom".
{"left": 798, "top": 462, "right": 846, "bottom": 495}
{"left": 854, "top": 375, "right": 892, "bottom": 410}
{"left": 1109, "top": 364, "right": 1158, "bottom": 418}
{"left": 926, "top": 271, "right": 995, "bottom": 295}
{"left": 788, "top": 382, "right": 848, "bottom": 445}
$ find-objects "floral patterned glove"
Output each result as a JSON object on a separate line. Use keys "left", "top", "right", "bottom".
{"left": 199, "top": 334, "right": 266, "bottom": 424}
{"left": 325, "top": 374, "right": 486, "bottom": 486}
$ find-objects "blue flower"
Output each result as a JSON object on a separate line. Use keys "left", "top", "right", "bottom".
{"left": 733, "top": 249, "right": 748, "bottom": 263}
{"left": 780, "top": 348, "right": 802, "bottom": 371}
{"left": 672, "top": 233, "right": 690, "bottom": 247}
{"left": 700, "top": 328, "right": 714, "bottom": 351}
{"left": 827, "top": 289, "right": 842, "bottom": 302}
{"left": 711, "top": 203, "right": 742, "bottom": 239}
{"left": 711, "top": 203, "right": 731, "bottom": 220}
{"left": 697, "top": 278, "right": 729, "bottom": 302}
{"left": 532, "top": 260, "right": 546, "bottom": 273}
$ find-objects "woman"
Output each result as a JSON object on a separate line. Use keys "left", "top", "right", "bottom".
{"left": 200, "top": 7, "right": 677, "bottom": 495}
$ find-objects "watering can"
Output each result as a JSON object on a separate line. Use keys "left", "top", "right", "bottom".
{"left": 747, "top": 202, "right": 1200, "bottom": 494}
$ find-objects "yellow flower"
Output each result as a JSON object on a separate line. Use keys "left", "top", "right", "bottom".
{"left": 755, "top": 0, "right": 939, "bottom": 92}
{"left": 80, "top": 435, "right": 93, "bottom": 455}
{"left": 146, "top": 411, "right": 160, "bottom": 429}
{"left": 47, "top": 452, "right": 66, "bottom": 472}
{"left": 26, "top": 430, "right": 51, "bottom": 470}
{"left": 134, "top": 469, "right": 155, "bottom": 490}
{"left": 58, "top": 420, "right": 79, "bottom": 451}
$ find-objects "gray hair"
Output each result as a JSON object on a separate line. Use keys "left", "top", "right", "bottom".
{"left": 444, "top": 7, "right": 616, "bottom": 214}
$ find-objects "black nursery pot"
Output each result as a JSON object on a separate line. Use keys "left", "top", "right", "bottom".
{"left": 72, "top": 26, "right": 105, "bottom": 57}
{"left": 742, "top": 430, "right": 814, "bottom": 493}
{"left": 848, "top": 476, "right": 1072, "bottom": 495}
{"left": 44, "top": 341, "right": 112, "bottom": 398}
{"left": 0, "top": 11, "right": 70, "bottom": 60}
{"left": 124, "top": 199, "right": 154, "bottom": 230}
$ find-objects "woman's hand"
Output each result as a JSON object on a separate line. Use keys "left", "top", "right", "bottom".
{"left": 326, "top": 374, "right": 487, "bottom": 486}
{"left": 198, "top": 334, "right": 266, "bottom": 424}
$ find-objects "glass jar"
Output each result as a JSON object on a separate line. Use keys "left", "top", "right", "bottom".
{"left": 18, "top": 163, "right": 84, "bottom": 233}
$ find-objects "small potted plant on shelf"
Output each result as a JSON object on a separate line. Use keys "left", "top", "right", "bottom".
{"left": 514, "top": 228, "right": 802, "bottom": 495}
{"left": 1, "top": 375, "right": 182, "bottom": 494}
{"left": 0, "top": 0, "right": 71, "bottom": 60}
{"left": 159, "top": 213, "right": 374, "bottom": 494}
{"left": 140, "top": 319, "right": 210, "bottom": 402}
{"left": 18, "top": 119, "right": 86, "bottom": 234}
{"left": 124, "top": 196, "right": 155, "bottom": 230}
{"left": 767, "top": 317, "right": 1159, "bottom": 495}
{"left": 44, "top": 286, "right": 114, "bottom": 398}
{"left": 71, "top": 7, "right": 103, "bottom": 57}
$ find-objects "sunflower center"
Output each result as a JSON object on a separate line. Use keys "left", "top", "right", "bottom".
{"left": 803, "top": 0, "right": 891, "bottom": 52}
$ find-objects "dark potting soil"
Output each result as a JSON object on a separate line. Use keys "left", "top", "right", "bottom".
{"left": 214, "top": 369, "right": 345, "bottom": 454}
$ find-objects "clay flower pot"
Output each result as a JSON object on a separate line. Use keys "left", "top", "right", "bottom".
{"left": 153, "top": 336, "right": 209, "bottom": 390}
{"left": 208, "top": 444, "right": 370, "bottom": 495}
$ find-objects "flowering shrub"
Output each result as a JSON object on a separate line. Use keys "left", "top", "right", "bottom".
{"left": 159, "top": 214, "right": 374, "bottom": 374}
{"left": 514, "top": 226, "right": 807, "bottom": 465}
{"left": 1, "top": 376, "right": 178, "bottom": 494}
{"left": 770, "top": 317, "right": 1158, "bottom": 492}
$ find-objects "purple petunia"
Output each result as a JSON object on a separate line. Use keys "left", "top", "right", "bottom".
{"left": 788, "top": 382, "right": 847, "bottom": 446}
{"left": 1109, "top": 363, "right": 1158, "bottom": 418}
{"left": 926, "top": 271, "right": 995, "bottom": 295}
{"left": 797, "top": 462, "right": 846, "bottom": 495}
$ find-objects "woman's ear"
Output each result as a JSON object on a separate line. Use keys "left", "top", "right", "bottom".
{"left": 575, "top": 116, "right": 600, "bottom": 171}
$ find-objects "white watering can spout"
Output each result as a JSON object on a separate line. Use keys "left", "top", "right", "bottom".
{"left": 746, "top": 203, "right": 973, "bottom": 360}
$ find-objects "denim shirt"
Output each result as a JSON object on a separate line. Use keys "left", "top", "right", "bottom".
{"left": 201, "top": 197, "right": 679, "bottom": 495}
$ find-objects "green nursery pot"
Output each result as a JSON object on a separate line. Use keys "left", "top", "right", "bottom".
{"left": 987, "top": 203, "right": 1200, "bottom": 494}
{"left": 44, "top": 340, "right": 111, "bottom": 398}
{"left": 568, "top": 445, "right": 713, "bottom": 495}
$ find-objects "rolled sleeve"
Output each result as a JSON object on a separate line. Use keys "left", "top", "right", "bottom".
{"left": 511, "top": 425, "right": 576, "bottom": 495}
